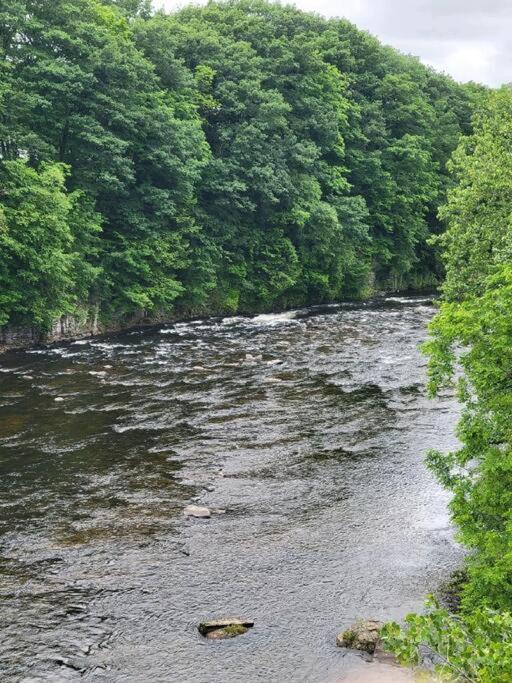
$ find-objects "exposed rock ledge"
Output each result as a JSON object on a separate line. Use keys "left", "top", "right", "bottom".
{"left": 0, "top": 288, "right": 434, "bottom": 354}
{"left": 0, "top": 309, "right": 184, "bottom": 355}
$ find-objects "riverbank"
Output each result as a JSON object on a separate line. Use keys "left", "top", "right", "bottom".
{"left": 0, "top": 288, "right": 437, "bottom": 355}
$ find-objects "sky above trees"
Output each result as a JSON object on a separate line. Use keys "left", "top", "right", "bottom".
{"left": 157, "top": 0, "right": 510, "bottom": 85}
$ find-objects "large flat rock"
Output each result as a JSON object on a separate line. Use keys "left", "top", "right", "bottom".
{"left": 198, "top": 618, "right": 254, "bottom": 636}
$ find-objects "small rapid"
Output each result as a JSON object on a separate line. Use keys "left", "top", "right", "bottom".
{"left": 0, "top": 297, "right": 461, "bottom": 682}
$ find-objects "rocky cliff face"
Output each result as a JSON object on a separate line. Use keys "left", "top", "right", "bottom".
{"left": 0, "top": 308, "right": 180, "bottom": 354}
{"left": 0, "top": 315, "right": 98, "bottom": 354}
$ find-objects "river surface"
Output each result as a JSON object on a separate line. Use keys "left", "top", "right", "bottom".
{"left": 0, "top": 296, "right": 461, "bottom": 682}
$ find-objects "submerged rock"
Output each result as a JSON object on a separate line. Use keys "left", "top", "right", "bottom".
{"left": 198, "top": 617, "right": 254, "bottom": 639}
{"left": 245, "top": 353, "right": 262, "bottom": 362}
{"left": 336, "top": 620, "right": 383, "bottom": 654}
{"left": 183, "top": 505, "right": 211, "bottom": 518}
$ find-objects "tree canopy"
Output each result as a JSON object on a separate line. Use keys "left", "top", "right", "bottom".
{"left": 382, "top": 88, "right": 512, "bottom": 681}
{"left": 0, "top": 0, "right": 477, "bottom": 329}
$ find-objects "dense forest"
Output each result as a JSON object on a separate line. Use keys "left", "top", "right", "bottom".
{"left": 0, "top": 0, "right": 479, "bottom": 332}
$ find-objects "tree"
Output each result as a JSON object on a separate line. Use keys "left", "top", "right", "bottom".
{"left": 0, "top": 161, "right": 101, "bottom": 329}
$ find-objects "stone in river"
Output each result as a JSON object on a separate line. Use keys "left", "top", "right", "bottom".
{"left": 54, "top": 396, "right": 65, "bottom": 402}
{"left": 245, "top": 353, "right": 262, "bottom": 362}
{"left": 198, "top": 618, "right": 254, "bottom": 639}
{"left": 183, "top": 505, "right": 211, "bottom": 519}
{"left": 336, "top": 620, "right": 383, "bottom": 654}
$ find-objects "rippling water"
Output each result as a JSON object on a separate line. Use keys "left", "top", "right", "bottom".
{"left": 0, "top": 297, "right": 461, "bottom": 682}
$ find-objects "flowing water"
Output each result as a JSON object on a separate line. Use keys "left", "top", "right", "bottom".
{"left": 0, "top": 296, "right": 461, "bottom": 682}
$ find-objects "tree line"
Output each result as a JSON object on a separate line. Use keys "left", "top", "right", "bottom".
{"left": 382, "top": 87, "right": 512, "bottom": 681}
{"left": 0, "top": 0, "right": 479, "bottom": 330}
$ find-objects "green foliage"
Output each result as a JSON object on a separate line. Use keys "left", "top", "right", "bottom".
{"left": 0, "top": 161, "right": 101, "bottom": 328}
{"left": 0, "top": 0, "right": 209, "bottom": 321}
{"left": 0, "top": 0, "right": 475, "bottom": 330}
{"left": 437, "top": 88, "right": 512, "bottom": 301}
{"left": 424, "top": 267, "right": 512, "bottom": 612}
{"left": 382, "top": 81, "right": 512, "bottom": 683}
{"left": 382, "top": 598, "right": 512, "bottom": 682}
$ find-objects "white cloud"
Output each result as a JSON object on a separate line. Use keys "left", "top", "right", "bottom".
{"left": 155, "top": 0, "right": 511, "bottom": 85}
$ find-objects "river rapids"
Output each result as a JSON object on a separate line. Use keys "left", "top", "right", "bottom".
{"left": 0, "top": 296, "right": 461, "bottom": 682}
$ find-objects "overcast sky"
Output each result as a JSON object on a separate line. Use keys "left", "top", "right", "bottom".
{"left": 155, "top": 0, "right": 511, "bottom": 85}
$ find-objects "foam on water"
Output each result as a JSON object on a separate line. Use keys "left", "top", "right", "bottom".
{"left": 0, "top": 296, "right": 461, "bottom": 683}
{"left": 250, "top": 310, "right": 300, "bottom": 325}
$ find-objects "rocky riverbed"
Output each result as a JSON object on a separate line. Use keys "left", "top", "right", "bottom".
{"left": 0, "top": 296, "right": 461, "bottom": 681}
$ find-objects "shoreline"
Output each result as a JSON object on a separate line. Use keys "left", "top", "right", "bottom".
{"left": 0, "top": 288, "right": 437, "bottom": 356}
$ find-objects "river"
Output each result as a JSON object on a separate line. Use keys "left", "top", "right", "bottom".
{"left": 0, "top": 296, "right": 461, "bottom": 682}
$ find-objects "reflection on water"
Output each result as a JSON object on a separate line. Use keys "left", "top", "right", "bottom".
{"left": 0, "top": 297, "right": 461, "bottom": 682}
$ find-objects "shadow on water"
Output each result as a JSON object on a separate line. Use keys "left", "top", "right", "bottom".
{"left": 0, "top": 296, "right": 461, "bottom": 682}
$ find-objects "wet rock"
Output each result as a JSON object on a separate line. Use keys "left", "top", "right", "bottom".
{"left": 205, "top": 485, "right": 215, "bottom": 492}
{"left": 66, "top": 603, "right": 87, "bottom": 614}
{"left": 245, "top": 353, "right": 262, "bottom": 362}
{"left": 183, "top": 505, "right": 211, "bottom": 519}
{"left": 336, "top": 620, "right": 383, "bottom": 654}
{"left": 198, "top": 617, "right": 254, "bottom": 639}
{"left": 89, "top": 370, "right": 108, "bottom": 377}
{"left": 69, "top": 639, "right": 91, "bottom": 655}
{"left": 266, "top": 359, "right": 283, "bottom": 366}
{"left": 36, "top": 653, "right": 83, "bottom": 672}
{"left": 54, "top": 396, "right": 65, "bottom": 402}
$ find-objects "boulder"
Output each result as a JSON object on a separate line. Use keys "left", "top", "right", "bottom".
{"left": 198, "top": 618, "right": 254, "bottom": 640}
{"left": 336, "top": 620, "right": 383, "bottom": 654}
{"left": 183, "top": 505, "right": 211, "bottom": 519}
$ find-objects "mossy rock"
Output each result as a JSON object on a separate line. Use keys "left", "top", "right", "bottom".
{"left": 206, "top": 624, "right": 249, "bottom": 640}
{"left": 336, "top": 619, "right": 383, "bottom": 654}
{"left": 198, "top": 617, "right": 254, "bottom": 640}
